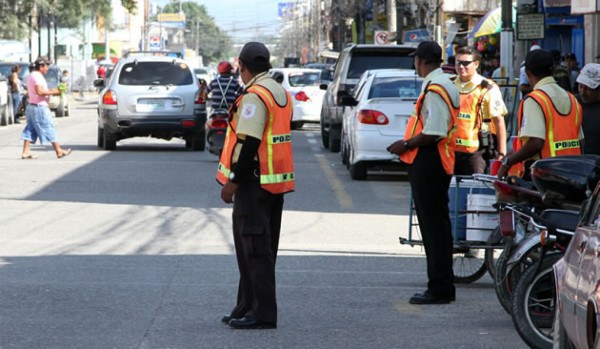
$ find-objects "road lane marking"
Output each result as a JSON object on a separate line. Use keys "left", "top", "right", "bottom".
{"left": 394, "top": 302, "right": 424, "bottom": 315}
{"left": 316, "top": 154, "right": 353, "bottom": 209}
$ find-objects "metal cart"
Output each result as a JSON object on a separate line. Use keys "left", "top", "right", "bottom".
{"left": 399, "top": 174, "right": 504, "bottom": 283}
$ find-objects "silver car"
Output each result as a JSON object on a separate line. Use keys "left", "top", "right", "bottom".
{"left": 96, "top": 54, "right": 206, "bottom": 151}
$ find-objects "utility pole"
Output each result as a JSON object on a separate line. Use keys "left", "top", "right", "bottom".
{"left": 387, "top": 0, "right": 397, "bottom": 44}
{"left": 144, "top": 0, "right": 149, "bottom": 50}
{"left": 500, "top": 0, "right": 514, "bottom": 80}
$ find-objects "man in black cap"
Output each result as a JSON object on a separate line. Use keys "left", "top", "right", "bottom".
{"left": 387, "top": 41, "right": 460, "bottom": 304}
{"left": 217, "top": 42, "right": 294, "bottom": 329}
{"left": 497, "top": 49, "right": 584, "bottom": 179}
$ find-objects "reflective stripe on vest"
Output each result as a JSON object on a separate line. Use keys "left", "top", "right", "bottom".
{"left": 216, "top": 83, "right": 295, "bottom": 194}
{"left": 454, "top": 85, "right": 484, "bottom": 152}
{"left": 399, "top": 83, "right": 459, "bottom": 175}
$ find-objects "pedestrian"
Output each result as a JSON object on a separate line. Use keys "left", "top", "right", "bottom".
{"left": 9, "top": 64, "right": 22, "bottom": 122}
{"left": 441, "top": 56, "right": 456, "bottom": 75}
{"left": 20, "top": 56, "right": 72, "bottom": 160}
{"left": 566, "top": 53, "right": 581, "bottom": 91}
{"left": 387, "top": 41, "right": 460, "bottom": 304}
{"left": 452, "top": 46, "right": 507, "bottom": 175}
{"left": 217, "top": 42, "right": 294, "bottom": 328}
{"left": 550, "top": 49, "right": 572, "bottom": 93}
{"left": 518, "top": 44, "right": 542, "bottom": 98}
{"left": 62, "top": 70, "right": 71, "bottom": 94}
{"left": 497, "top": 49, "right": 583, "bottom": 180}
{"left": 96, "top": 65, "right": 106, "bottom": 79}
{"left": 575, "top": 63, "right": 600, "bottom": 155}
{"left": 207, "top": 61, "right": 243, "bottom": 111}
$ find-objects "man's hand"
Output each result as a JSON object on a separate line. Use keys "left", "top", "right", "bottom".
{"left": 221, "top": 180, "right": 238, "bottom": 204}
{"left": 496, "top": 164, "right": 509, "bottom": 180}
{"left": 387, "top": 140, "right": 407, "bottom": 156}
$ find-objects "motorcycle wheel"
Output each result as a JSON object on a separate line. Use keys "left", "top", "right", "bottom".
{"left": 494, "top": 248, "right": 524, "bottom": 314}
{"left": 453, "top": 248, "right": 487, "bottom": 284}
{"left": 484, "top": 226, "right": 503, "bottom": 280}
{"left": 510, "top": 253, "right": 562, "bottom": 349}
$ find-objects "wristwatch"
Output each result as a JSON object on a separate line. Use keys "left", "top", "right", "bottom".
{"left": 403, "top": 140, "right": 412, "bottom": 150}
{"left": 229, "top": 172, "right": 236, "bottom": 182}
{"left": 501, "top": 156, "right": 510, "bottom": 167}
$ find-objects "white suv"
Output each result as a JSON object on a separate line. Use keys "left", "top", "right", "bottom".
{"left": 96, "top": 53, "right": 206, "bottom": 151}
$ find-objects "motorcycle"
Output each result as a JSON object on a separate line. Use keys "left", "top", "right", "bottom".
{"left": 205, "top": 107, "right": 229, "bottom": 156}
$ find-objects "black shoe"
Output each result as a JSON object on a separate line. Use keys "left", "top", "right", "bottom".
{"left": 228, "top": 316, "right": 276, "bottom": 329}
{"left": 221, "top": 315, "right": 233, "bottom": 324}
{"left": 409, "top": 292, "right": 453, "bottom": 305}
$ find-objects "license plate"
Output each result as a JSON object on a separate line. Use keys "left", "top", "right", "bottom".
{"left": 138, "top": 99, "right": 165, "bottom": 111}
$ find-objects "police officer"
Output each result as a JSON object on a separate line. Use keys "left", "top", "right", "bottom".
{"left": 217, "top": 42, "right": 294, "bottom": 329}
{"left": 453, "top": 46, "right": 507, "bottom": 174}
{"left": 497, "top": 49, "right": 584, "bottom": 180}
{"left": 387, "top": 41, "right": 460, "bottom": 304}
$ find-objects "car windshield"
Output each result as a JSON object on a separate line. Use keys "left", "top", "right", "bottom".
{"left": 348, "top": 52, "right": 414, "bottom": 79}
{"left": 0, "top": 63, "right": 30, "bottom": 80}
{"left": 368, "top": 76, "right": 423, "bottom": 99}
{"left": 44, "top": 67, "right": 61, "bottom": 88}
{"left": 119, "top": 61, "right": 193, "bottom": 85}
{"left": 194, "top": 68, "right": 208, "bottom": 74}
{"left": 288, "top": 72, "right": 321, "bottom": 87}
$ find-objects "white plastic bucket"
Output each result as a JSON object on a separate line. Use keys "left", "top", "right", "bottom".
{"left": 466, "top": 193, "right": 498, "bottom": 241}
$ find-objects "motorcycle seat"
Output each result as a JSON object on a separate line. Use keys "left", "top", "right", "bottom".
{"left": 540, "top": 209, "right": 580, "bottom": 232}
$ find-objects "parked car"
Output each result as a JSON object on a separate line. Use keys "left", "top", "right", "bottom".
{"left": 320, "top": 44, "right": 416, "bottom": 152}
{"left": 0, "top": 74, "right": 12, "bottom": 126}
{"left": 0, "top": 61, "right": 30, "bottom": 118}
{"left": 554, "top": 177, "right": 600, "bottom": 349}
{"left": 269, "top": 68, "right": 326, "bottom": 129}
{"left": 194, "top": 67, "right": 213, "bottom": 85}
{"left": 339, "top": 69, "right": 422, "bottom": 180}
{"left": 44, "top": 65, "right": 70, "bottom": 117}
{"left": 95, "top": 54, "right": 206, "bottom": 151}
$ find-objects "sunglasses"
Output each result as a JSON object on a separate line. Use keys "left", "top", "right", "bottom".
{"left": 456, "top": 60, "right": 474, "bottom": 67}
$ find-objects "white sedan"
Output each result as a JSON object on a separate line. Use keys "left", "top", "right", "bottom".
{"left": 269, "top": 68, "right": 326, "bottom": 129}
{"left": 340, "top": 69, "right": 423, "bottom": 180}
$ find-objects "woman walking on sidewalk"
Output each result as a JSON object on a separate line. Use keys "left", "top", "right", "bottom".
{"left": 20, "top": 57, "right": 71, "bottom": 160}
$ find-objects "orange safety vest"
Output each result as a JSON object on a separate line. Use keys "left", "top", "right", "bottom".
{"left": 399, "top": 83, "right": 460, "bottom": 175}
{"left": 216, "top": 83, "right": 295, "bottom": 194}
{"left": 455, "top": 79, "right": 495, "bottom": 153}
{"left": 509, "top": 89, "right": 582, "bottom": 176}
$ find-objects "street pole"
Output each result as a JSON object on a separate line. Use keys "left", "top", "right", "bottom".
{"left": 387, "top": 0, "right": 397, "bottom": 44}
{"left": 500, "top": 0, "right": 514, "bottom": 80}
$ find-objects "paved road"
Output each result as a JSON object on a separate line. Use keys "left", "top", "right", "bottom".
{"left": 0, "top": 97, "right": 527, "bottom": 348}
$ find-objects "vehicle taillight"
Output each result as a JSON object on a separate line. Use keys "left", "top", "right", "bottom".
{"left": 102, "top": 90, "right": 117, "bottom": 105}
{"left": 358, "top": 110, "right": 389, "bottom": 125}
{"left": 295, "top": 91, "right": 311, "bottom": 102}
{"left": 207, "top": 118, "right": 228, "bottom": 129}
{"left": 182, "top": 120, "right": 195, "bottom": 127}
{"left": 499, "top": 210, "right": 515, "bottom": 237}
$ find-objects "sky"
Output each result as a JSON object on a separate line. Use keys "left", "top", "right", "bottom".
{"left": 153, "top": 0, "right": 283, "bottom": 42}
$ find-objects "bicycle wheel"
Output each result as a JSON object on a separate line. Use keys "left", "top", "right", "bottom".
{"left": 484, "top": 226, "right": 504, "bottom": 280}
{"left": 453, "top": 248, "right": 487, "bottom": 283}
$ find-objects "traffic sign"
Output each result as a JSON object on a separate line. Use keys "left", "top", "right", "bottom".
{"left": 374, "top": 31, "right": 389, "bottom": 45}
{"left": 149, "top": 36, "right": 160, "bottom": 48}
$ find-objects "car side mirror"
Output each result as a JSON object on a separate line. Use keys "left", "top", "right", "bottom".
{"left": 93, "top": 78, "right": 105, "bottom": 88}
{"left": 339, "top": 95, "right": 358, "bottom": 107}
{"left": 319, "top": 83, "right": 328, "bottom": 90}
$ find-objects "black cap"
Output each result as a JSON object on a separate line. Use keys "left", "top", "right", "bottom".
{"left": 34, "top": 56, "right": 51, "bottom": 66}
{"left": 409, "top": 41, "right": 443, "bottom": 63}
{"left": 525, "top": 49, "right": 554, "bottom": 77}
{"left": 239, "top": 42, "right": 271, "bottom": 71}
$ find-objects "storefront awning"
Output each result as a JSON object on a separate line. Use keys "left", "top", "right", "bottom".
{"left": 468, "top": 7, "right": 516, "bottom": 38}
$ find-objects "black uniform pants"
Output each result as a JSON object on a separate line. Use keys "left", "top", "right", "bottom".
{"left": 408, "top": 143, "right": 455, "bottom": 299}
{"left": 230, "top": 181, "right": 284, "bottom": 324}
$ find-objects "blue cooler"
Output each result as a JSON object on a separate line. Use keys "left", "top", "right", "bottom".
{"left": 448, "top": 177, "right": 495, "bottom": 240}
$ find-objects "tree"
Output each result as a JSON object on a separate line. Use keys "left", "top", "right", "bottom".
{"left": 161, "top": 1, "right": 233, "bottom": 64}
{"left": 0, "top": 0, "right": 137, "bottom": 41}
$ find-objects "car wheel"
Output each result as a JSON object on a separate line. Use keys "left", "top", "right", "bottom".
{"left": 321, "top": 120, "right": 329, "bottom": 149}
{"left": 103, "top": 129, "right": 117, "bottom": 150}
{"left": 56, "top": 100, "right": 66, "bottom": 117}
{"left": 349, "top": 161, "right": 367, "bottom": 180}
{"left": 191, "top": 131, "right": 205, "bottom": 151}
{"left": 340, "top": 130, "right": 349, "bottom": 166}
{"left": 328, "top": 126, "right": 341, "bottom": 153}
{"left": 0, "top": 97, "right": 9, "bottom": 126}
{"left": 97, "top": 127, "right": 104, "bottom": 147}
{"left": 65, "top": 101, "right": 70, "bottom": 117}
